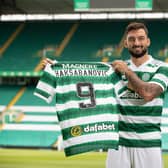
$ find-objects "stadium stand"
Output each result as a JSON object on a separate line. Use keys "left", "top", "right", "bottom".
{"left": 0, "top": 20, "right": 168, "bottom": 150}
{"left": 61, "top": 21, "right": 125, "bottom": 61}
{"left": 0, "top": 20, "right": 168, "bottom": 69}
{"left": 0, "top": 21, "right": 74, "bottom": 71}
{"left": 162, "top": 92, "right": 168, "bottom": 150}
{"left": 0, "top": 85, "right": 61, "bottom": 148}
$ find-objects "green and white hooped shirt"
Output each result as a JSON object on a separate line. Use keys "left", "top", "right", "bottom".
{"left": 34, "top": 62, "right": 121, "bottom": 156}
{"left": 115, "top": 56, "right": 168, "bottom": 148}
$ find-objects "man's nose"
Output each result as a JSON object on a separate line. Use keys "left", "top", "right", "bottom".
{"left": 134, "top": 38, "right": 140, "bottom": 45}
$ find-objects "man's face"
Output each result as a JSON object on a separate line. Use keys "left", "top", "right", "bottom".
{"left": 124, "top": 29, "right": 150, "bottom": 58}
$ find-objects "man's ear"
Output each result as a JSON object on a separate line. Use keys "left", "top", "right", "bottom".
{"left": 147, "top": 38, "right": 151, "bottom": 47}
{"left": 124, "top": 40, "right": 128, "bottom": 48}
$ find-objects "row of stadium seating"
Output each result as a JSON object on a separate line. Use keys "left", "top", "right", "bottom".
{"left": 0, "top": 20, "right": 168, "bottom": 150}
{"left": 0, "top": 20, "right": 168, "bottom": 72}
{"left": 0, "top": 84, "right": 168, "bottom": 149}
{"left": 0, "top": 85, "right": 61, "bottom": 148}
{"left": 0, "top": 21, "right": 72, "bottom": 71}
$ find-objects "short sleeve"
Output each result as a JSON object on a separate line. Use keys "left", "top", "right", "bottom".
{"left": 34, "top": 63, "right": 56, "bottom": 103}
{"left": 149, "top": 65, "right": 168, "bottom": 92}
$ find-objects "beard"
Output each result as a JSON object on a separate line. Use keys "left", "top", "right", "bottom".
{"left": 128, "top": 46, "right": 148, "bottom": 58}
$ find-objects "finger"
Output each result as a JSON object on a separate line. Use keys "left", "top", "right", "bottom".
{"left": 46, "top": 58, "right": 54, "bottom": 64}
{"left": 111, "top": 62, "right": 117, "bottom": 67}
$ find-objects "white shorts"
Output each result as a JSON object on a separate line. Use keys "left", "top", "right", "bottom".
{"left": 106, "top": 146, "right": 163, "bottom": 168}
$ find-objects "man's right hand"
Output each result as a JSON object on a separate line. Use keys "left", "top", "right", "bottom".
{"left": 41, "top": 58, "right": 54, "bottom": 69}
{"left": 111, "top": 60, "right": 129, "bottom": 75}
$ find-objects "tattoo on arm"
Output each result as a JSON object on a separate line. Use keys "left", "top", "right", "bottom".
{"left": 143, "top": 83, "right": 163, "bottom": 98}
{"left": 125, "top": 69, "right": 163, "bottom": 101}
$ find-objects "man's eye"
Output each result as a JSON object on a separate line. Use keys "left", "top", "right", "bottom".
{"left": 138, "top": 37, "right": 145, "bottom": 41}
{"left": 128, "top": 37, "right": 145, "bottom": 42}
{"left": 129, "top": 38, "right": 135, "bottom": 41}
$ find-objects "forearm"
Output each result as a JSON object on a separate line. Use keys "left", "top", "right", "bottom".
{"left": 112, "top": 60, "right": 163, "bottom": 101}
{"left": 125, "top": 69, "right": 162, "bottom": 101}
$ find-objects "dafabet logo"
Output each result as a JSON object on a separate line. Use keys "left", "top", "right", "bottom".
{"left": 71, "top": 123, "right": 115, "bottom": 137}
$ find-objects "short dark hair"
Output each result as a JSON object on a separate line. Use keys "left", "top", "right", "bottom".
{"left": 125, "top": 22, "right": 148, "bottom": 36}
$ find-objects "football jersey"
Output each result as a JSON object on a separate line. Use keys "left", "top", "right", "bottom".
{"left": 34, "top": 62, "right": 121, "bottom": 156}
{"left": 115, "top": 56, "right": 168, "bottom": 148}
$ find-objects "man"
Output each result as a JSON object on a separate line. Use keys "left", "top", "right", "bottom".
{"left": 40, "top": 22, "right": 168, "bottom": 168}
{"left": 107, "top": 22, "right": 168, "bottom": 168}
